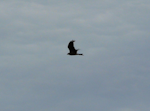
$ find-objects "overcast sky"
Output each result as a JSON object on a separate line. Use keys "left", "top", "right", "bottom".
{"left": 0, "top": 0, "right": 150, "bottom": 111}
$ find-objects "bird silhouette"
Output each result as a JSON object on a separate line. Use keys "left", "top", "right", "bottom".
{"left": 67, "top": 40, "right": 83, "bottom": 55}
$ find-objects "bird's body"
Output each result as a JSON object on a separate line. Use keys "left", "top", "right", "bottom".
{"left": 67, "top": 40, "right": 83, "bottom": 55}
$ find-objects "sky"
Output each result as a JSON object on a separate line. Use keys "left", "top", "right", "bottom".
{"left": 0, "top": 0, "right": 150, "bottom": 111}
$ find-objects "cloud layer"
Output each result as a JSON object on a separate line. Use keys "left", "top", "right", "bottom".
{"left": 0, "top": 0, "right": 150, "bottom": 111}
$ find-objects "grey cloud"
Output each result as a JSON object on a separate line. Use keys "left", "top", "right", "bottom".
{"left": 0, "top": 0, "right": 150, "bottom": 111}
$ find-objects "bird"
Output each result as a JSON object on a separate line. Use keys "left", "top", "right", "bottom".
{"left": 67, "top": 40, "right": 83, "bottom": 55}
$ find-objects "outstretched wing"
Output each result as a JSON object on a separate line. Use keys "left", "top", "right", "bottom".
{"left": 68, "top": 40, "right": 76, "bottom": 52}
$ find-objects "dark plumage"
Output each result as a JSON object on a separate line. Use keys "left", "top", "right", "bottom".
{"left": 67, "top": 40, "right": 83, "bottom": 55}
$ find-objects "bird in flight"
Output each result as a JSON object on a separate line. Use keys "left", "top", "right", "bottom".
{"left": 67, "top": 40, "right": 83, "bottom": 55}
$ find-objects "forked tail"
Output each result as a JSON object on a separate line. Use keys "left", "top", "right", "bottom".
{"left": 77, "top": 54, "right": 83, "bottom": 55}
